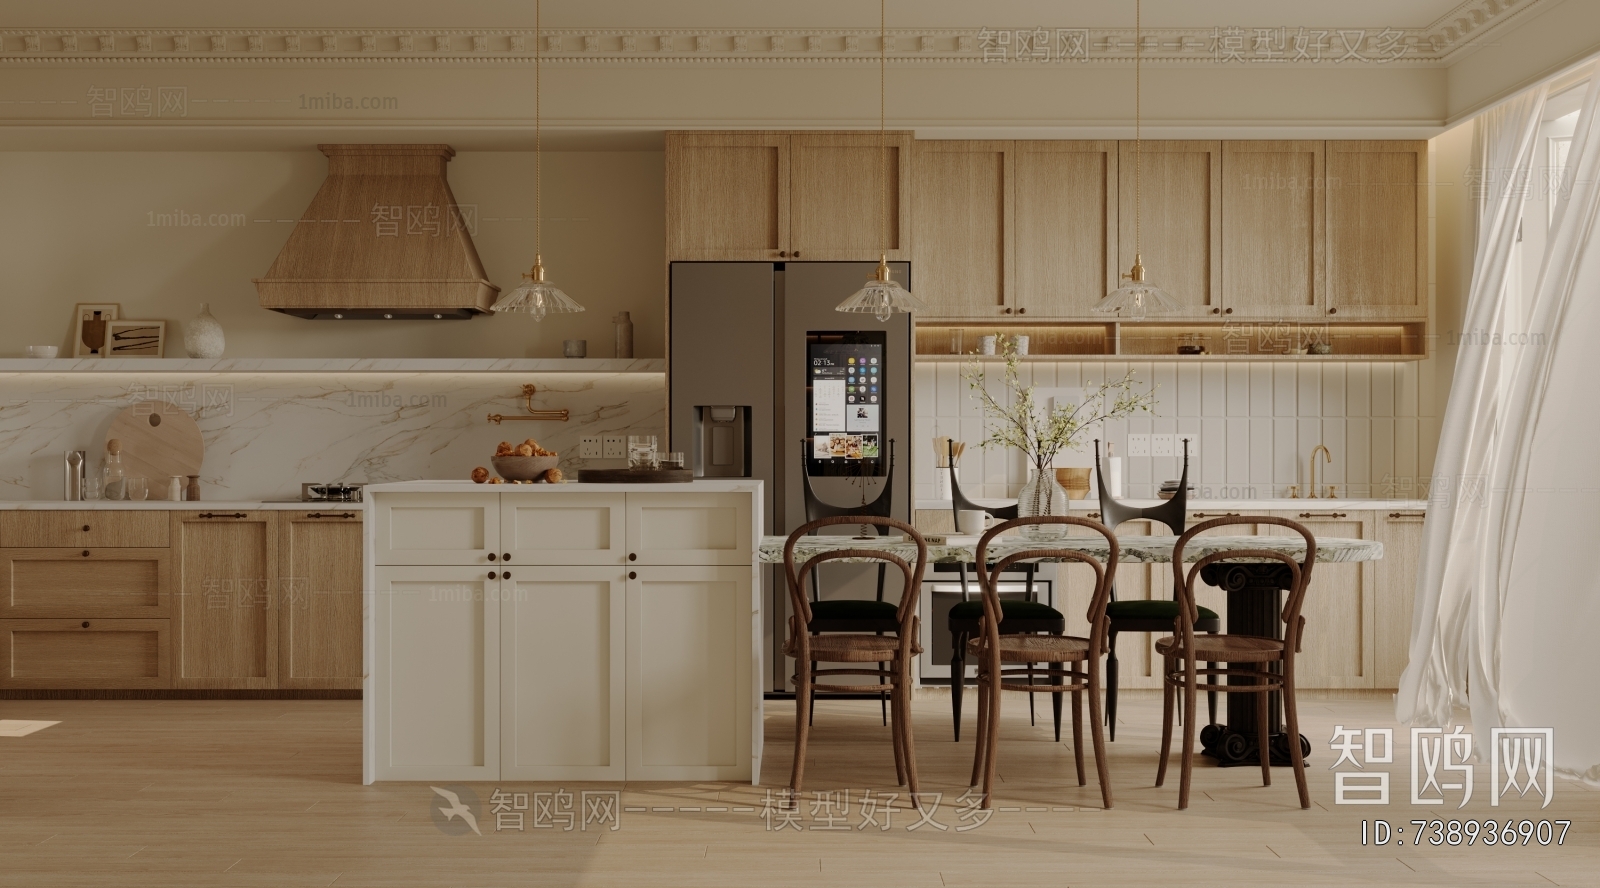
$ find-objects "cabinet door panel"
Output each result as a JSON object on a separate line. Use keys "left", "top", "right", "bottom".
{"left": 0, "top": 548, "right": 169, "bottom": 618}
{"left": 1374, "top": 510, "right": 1425, "bottom": 688}
{"left": 1119, "top": 141, "right": 1222, "bottom": 316}
{"left": 373, "top": 493, "right": 499, "bottom": 566}
{"left": 911, "top": 141, "right": 1012, "bottom": 318}
{"left": 0, "top": 618, "right": 170, "bottom": 688}
{"left": 790, "top": 132, "right": 910, "bottom": 260}
{"left": 667, "top": 133, "right": 788, "bottom": 260}
{"left": 501, "top": 492, "right": 626, "bottom": 566}
{"left": 502, "top": 567, "right": 626, "bottom": 780}
{"left": 1015, "top": 141, "right": 1118, "bottom": 317}
{"left": 1267, "top": 512, "right": 1374, "bottom": 689}
{"left": 173, "top": 512, "right": 277, "bottom": 689}
{"left": 626, "top": 566, "right": 754, "bottom": 781}
{"left": 373, "top": 566, "right": 500, "bottom": 781}
{"left": 1222, "top": 141, "right": 1324, "bottom": 318}
{"left": 278, "top": 512, "right": 363, "bottom": 689}
{"left": 626, "top": 492, "right": 753, "bottom": 566}
{"left": 0, "top": 510, "right": 167, "bottom": 548}
{"left": 1326, "top": 141, "right": 1428, "bottom": 318}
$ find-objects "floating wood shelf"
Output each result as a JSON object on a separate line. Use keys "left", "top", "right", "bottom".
{"left": 913, "top": 320, "right": 1428, "bottom": 362}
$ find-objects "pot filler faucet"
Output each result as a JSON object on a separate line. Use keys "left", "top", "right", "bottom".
{"left": 1307, "top": 444, "right": 1333, "bottom": 499}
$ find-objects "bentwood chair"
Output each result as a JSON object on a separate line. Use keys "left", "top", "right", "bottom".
{"left": 783, "top": 516, "right": 927, "bottom": 802}
{"left": 944, "top": 440, "right": 1062, "bottom": 741}
{"left": 1155, "top": 516, "right": 1316, "bottom": 810}
{"left": 1093, "top": 438, "right": 1221, "bottom": 740}
{"left": 969, "top": 516, "right": 1119, "bottom": 810}
{"left": 799, "top": 440, "right": 898, "bottom": 725}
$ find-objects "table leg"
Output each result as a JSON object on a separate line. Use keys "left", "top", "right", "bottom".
{"left": 1197, "top": 563, "right": 1312, "bottom": 768}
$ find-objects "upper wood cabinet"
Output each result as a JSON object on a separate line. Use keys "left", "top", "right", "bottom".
{"left": 665, "top": 131, "right": 910, "bottom": 261}
{"left": 1014, "top": 141, "right": 1118, "bottom": 318}
{"left": 1221, "top": 141, "right": 1325, "bottom": 319}
{"left": 1325, "top": 141, "right": 1428, "bottom": 319}
{"left": 1119, "top": 140, "right": 1223, "bottom": 318}
{"left": 911, "top": 140, "right": 1012, "bottom": 318}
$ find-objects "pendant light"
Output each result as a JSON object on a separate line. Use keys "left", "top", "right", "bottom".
{"left": 835, "top": 0, "right": 928, "bottom": 323}
{"left": 491, "top": 0, "right": 584, "bottom": 321}
{"left": 1092, "top": 0, "right": 1180, "bottom": 322}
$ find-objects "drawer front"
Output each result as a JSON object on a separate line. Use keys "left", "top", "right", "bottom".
{"left": 372, "top": 494, "right": 501, "bottom": 566}
{"left": 501, "top": 492, "right": 627, "bottom": 566}
{"left": 0, "top": 548, "right": 171, "bottom": 618}
{"left": 0, "top": 511, "right": 168, "bottom": 548}
{"left": 625, "top": 492, "right": 754, "bottom": 566}
{"left": 0, "top": 618, "right": 171, "bottom": 688}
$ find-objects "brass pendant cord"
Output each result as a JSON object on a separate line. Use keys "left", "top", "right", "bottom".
{"left": 879, "top": 0, "right": 887, "bottom": 262}
{"left": 535, "top": 0, "right": 543, "bottom": 265}
{"left": 1134, "top": 0, "right": 1142, "bottom": 261}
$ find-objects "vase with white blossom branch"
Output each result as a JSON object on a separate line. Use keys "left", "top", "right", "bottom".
{"left": 963, "top": 337, "right": 1155, "bottom": 538}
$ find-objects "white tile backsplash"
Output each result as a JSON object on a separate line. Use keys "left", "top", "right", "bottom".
{"left": 914, "top": 360, "right": 1439, "bottom": 502}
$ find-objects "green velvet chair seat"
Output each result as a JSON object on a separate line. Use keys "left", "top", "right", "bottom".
{"left": 1105, "top": 599, "right": 1219, "bottom": 622}
{"left": 948, "top": 599, "right": 1064, "bottom": 623}
{"left": 808, "top": 599, "right": 900, "bottom": 622}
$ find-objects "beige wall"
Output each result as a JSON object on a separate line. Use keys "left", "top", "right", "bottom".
{"left": 0, "top": 149, "right": 665, "bottom": 358}
{"left": 1428, "top": 118, "right": 1477, "bottom": 427}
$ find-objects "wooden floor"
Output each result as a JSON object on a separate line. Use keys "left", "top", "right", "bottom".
{"left": 0, "top": 690, "right": 1594, "bottom": 887}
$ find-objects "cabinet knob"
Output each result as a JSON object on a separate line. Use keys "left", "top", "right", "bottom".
{"left": 1211, "top": 307, "right": 1220, "bottom": 314}
{"left": 1328, "top": 307, "right": 1338, "bottom": 315}
{"left": 628, "top": 553, "right": 637, "bottom": 561}
{"left": 81, "top": 621, "right": 90, "bottom": 629}
{"left": 628, "top": 571, "right": 637, "bottom": 580}
{"left": 487, "top": 553, "right": 497, "bottom": 561}
{"left": 487, "top": 571, "right": 497, "bottom": 580}
{"left": 503, "top": 553, "right": 511, "bottom": 561}
{"left": 82, "top": 550, "right": 90, "bottom": 557}
{"left": 1002, "top": 307, "right": 1013, "bottom": 315}
{"left": 1017, "top": 307, "right": 1026, "bottom": 315}
{"left": 502, "top": 571, "right": 512, "bottom": 580}
{"left": 1224, "top": 307, "right": 1233, "bottom": 315}
{"left": 792, "top": 251, "right": 800, "bottom": 258}
{"left": 82, "top": 524, "right": 91, "bottom": 532}
{"left": 778, "top": 251, "right": 788, "bottom": 258}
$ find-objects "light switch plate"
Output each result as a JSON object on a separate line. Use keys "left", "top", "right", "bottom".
{"left": 1177, "top": 434, "right": 1198, "bottom": 461}
{"left": 602, "top": 435, "right": 627, "bottom": 459}
{"left": 1151, "top": 433, "right": 1175, "bottom": 457}
{"left": 579, "top": 436, "right": 602, "bottom": 459}
{"left": 1127, "top": 434, "right": 1151, "bottom": 457}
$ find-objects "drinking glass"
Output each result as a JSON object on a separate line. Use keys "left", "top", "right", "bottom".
{"left": 627, "top": 435, "right": 658, "bottom": 470}
{"left": 125, "top": 476, "right": 149, "bottom": 501}
{"left": 660, "top": 452, "right": 685, "bottom": 470}
{"left": 82, "top": 475, "right": 102, "bottom": 501}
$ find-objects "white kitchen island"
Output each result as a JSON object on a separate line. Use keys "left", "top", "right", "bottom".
{"left": 362, "top": 480, "right": 762, "bottom": 785}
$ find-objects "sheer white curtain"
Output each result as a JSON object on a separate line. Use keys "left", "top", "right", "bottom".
{"left": 1400, "top": 75, "right": 1600, "bottom": 781}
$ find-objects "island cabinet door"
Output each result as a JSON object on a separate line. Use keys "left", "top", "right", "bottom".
{"left": 500, "top": 567, "right": 626, "bottom": 781}
{"left": 372, "top": 493, "right": 500, "bottom": 567}
{"left": 172, "top": 512, "right": 278, "bottom": 689}
{"left": 373, "top": 566, "right": 500, "bottom": 781}
{"left": 500, "top": 492, "right": 627, "bottom": 566}
{"left": 626, "top": 566, "right": 754, "bottom": 781}
{"left": 624, "top": 492, "right": 754, "bottom": 567}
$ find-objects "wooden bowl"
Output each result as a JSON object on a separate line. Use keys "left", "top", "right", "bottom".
{"left": 491, "top": 455, "right": 559, "bottom": 481}
{"left": 1054, "top": 467, "right": 1092, "bottom": 500}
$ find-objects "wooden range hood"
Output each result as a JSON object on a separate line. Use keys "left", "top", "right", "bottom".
{"left": 254, "top": 144, "right": 499, "bottom": 319}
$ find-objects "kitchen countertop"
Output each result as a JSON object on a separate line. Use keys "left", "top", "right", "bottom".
{"left": 917, "top": 498, "right": 1429, "bottom": 512}
{"left": 0, "top": 500, "right": 351, "bottom": 510}
{"left": 0, "top": 358, "right": 664, "bottom": 374}
{"left": 364, "top": 479, "right": 763, "bottom": 495}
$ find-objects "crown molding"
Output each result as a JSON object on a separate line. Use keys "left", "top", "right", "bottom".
{"left": 0, "top": 2, "right": 1548, "bottom": 68}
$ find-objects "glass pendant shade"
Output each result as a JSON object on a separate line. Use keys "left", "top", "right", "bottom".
{"left": 491, "top": 257, "right": 585, "bottom": 322}
{"left": 835, "top": 258, "right": 928, "bottom": 322}
{"left": 1093, "top": 255, "right": 1180, "bottom": 321}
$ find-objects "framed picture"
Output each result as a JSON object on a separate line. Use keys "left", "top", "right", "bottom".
{"left": 104, "top": 320, "right": 165, "bottom": 358}
{"left": 71, "top": 303, "right": 121, "bottom": 358}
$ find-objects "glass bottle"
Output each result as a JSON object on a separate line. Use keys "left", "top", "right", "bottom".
{"left": 102, "top": 438, "right": 127, "bottom": 501}
{"left": 1016, "top": 461, "right": 1069, "bottom": 540}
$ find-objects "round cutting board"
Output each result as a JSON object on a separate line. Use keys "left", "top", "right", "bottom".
{"left": 105, "top": 402, "right": 205, "bottom": 484}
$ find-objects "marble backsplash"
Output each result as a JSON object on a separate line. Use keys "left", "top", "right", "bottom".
{"left": 0, "top": 371, "right": 665, "bottom": 501}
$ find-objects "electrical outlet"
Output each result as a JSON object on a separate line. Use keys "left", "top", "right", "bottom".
{"left": 1151, "top": 433, "right": 1175, "bottom": 457}
{"left": 1127, "top": 434, "right": 1151, "bottom": 457}
{"left": 579, "top": 436, "right": 602, "bottom": 459}
{"left": 602, "top": 435, "right": 627, "bottom": 459}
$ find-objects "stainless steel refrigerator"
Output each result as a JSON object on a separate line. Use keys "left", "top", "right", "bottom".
{"left": 669, "top": 261, "right": 912, "bottom": 692}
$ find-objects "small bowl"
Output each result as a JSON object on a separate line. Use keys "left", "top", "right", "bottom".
{"left": 1054, "top": 467, "right": 1092, "bottom": 500}
{"left": 492, "top": 454, "right": 559, "bottom": 482}
{"left": 25, "top": 346, "right": 58, "bottom": 359}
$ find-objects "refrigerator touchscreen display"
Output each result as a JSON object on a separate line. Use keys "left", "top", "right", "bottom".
{"left": 807, "top": 330, "right": 886, "bottom": 475}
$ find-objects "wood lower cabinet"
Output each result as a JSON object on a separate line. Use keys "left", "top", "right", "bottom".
{"left": 0, "top": 510, "right": 167, "bottom": 548}
{"left": 0, "top": 618, "right": 170, "bottom": 689}
{"left": 172, "top": 511, "right": 279, "bottom": 689}
{"left": 1375, "top": 509, "right": 1426, "bottom": 688}
{"left": 1269, "top": 510, "right": 1376, "bottom": 689}
{"left": 278, "top": 511, "right": 363, "bottom": 689}
{"left": 0, "top": 548, "right": 170, "bottom": 618}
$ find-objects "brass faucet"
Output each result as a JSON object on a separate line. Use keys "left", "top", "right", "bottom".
{"left": 1308, "top": 444, "right": 1332, "bottom": 499}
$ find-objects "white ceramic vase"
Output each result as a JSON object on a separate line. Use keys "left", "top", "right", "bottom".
{"left": 184, "top": 303, "right": 225, "bottom": 359}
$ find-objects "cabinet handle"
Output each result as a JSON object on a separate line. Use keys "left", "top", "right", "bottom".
{"left": 628, "top": 553, "right": 637, "bottom": 561}
{"left": 1328, "top": 307, "right": 1338, "bottom": 315}
{"left": 487, "top": 553, "right": 497, "bottom": 561}
{"left": 82, "top": 524, "right": 91, "bottom": 532}
{"left": 628, "top": 571, "right": 637, "bottom": 580}
{"left": 1387, "top": 511, "right": 1427, "bottom": 520}
{"left": 198, "top": 512, "right": 246, "bottom": 519}
{"left": 306, "top": 512, "right": 356, "bottom": 519}
{"left": 1298, "top": 512, "right": 1347, "bottom": 519}
{"left": 82, "top": 550, "right": 90, "bottom": 557}
{"left": 1086, "top": 512, "right": 1101, "bottom": 519}
{"left": 1191, "top": 512, "right": 1241, "bottom": 518}
{"left": 81, "top": 621, "right": 90, "bottom": 629}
